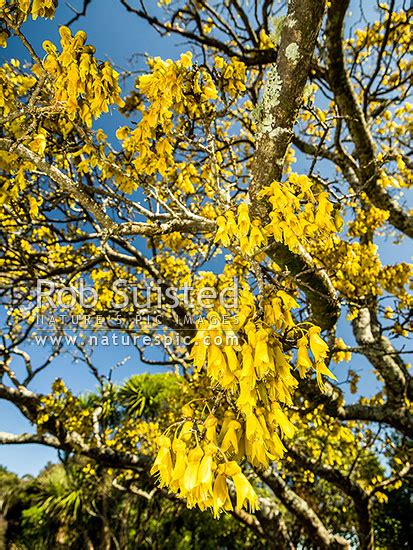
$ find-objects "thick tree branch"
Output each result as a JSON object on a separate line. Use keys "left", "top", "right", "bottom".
{"left": 0, "top": 431, "right": 60, "bottom": 447}
{"left": 288, "top": 446, "right": 373, "bottom": 550}
{"left": 253, "top": 497, "right": 295, "bottom": 550}
{"left": 251, "top": 0, "right": 326, "bottom": 191}
{"left": 0, "top": 382, "right": 39, "bottom": 420}
{"left": 260, "top": 469, "right": 349, "bottom": 549}
{"left": 266, "top": 242, "right": 339, "bottom": 331}
{"left": 340, "top": 403, "right": 413, "bottom": 438}
{"left": 247, "top": 0, "right": 339, "bottom": 330}
{"left": 326, "top": 0, "right": 413, "bottom": 238}
{"left": 300, "top": 379, "right": 413, "bottom": 438}
{"left": 352, "top": 308, "right": 409, "bottom": 406}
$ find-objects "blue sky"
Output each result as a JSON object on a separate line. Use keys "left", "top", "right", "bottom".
{"left": 1, "top": 0, "right": 411, "bottom": 476}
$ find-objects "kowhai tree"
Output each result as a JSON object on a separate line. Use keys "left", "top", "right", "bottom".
{"left": 0, "top": 1, "right": 412, "bottom": 548}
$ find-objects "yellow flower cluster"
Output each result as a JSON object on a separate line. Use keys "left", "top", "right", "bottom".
{"left": 0, "top": 59, "right": 36, "bottom": 117}
{"left": 293, "top": 405, "right": 358, "bottom": 470}
{"left": 348, "top": 205, "right": 390, "bottom": 237}
{"left": 214, "top": 56, "right": 246, "bottom": 98}
{"left": 106, "top": 419, "right": 161, "bottom": 456}
{"left": 43, "top": 27, "right": 124, "bottom": 126}
{"left": 157, "top": 254, "right": 192, "bottom": 286}
{"left": 259, "top": 174, "right": 338, "bottom": 252}
{"left": 353, "top": 9, "right": 411, "bottom": 50}
{"left": 0, "top": 0, "right": 56, "bottom": 39}
{"left": 151, "top": 431, "right": 258, "bottom": 517}
{"left": 318, "top": 238, "right": 412, "bottom": 307}
{"left": 0, "top": 151, "right": 31, "bottom": 207}
{"left": 380, "top": 262, "right": 412, "bottom": 296}
{"left": 376, "top": 168, "right": 410, "bottom": 189}
{"left": 214, "top": 174, "right": 339, "bottom": 256}
{"left": 19, "top": 0, "right": 57, "bottom": 20}
{"left": 116, "top": 52, "right": 216, "bottom": 180}
{"left": 153, "top": 231, "right": 194, "bottom": 254}
{"left": 152, "top": 285, "right": 336, "bottom": 514}
{"left": 37, "top": 379, "right": 93, "bottom": 433}
{"left": 330, "top": 241, "right": 382, "bottom": 298}
{"left": 115, "top": 53, "right": 247, "bottom": 190}
{"left": 258, "top": 29, "right": 276, "bottom": 50}
{"left": 29, "top": 128, "right": 48, "bottom": 155}
{"left": 214, "top": 203, "right": 266, "bottom": 255}
{"left": 332, "top": 338, "right": 352, "bottom": 364}
{"left": 380, "top": 262, "right": 413, "bottom": 318}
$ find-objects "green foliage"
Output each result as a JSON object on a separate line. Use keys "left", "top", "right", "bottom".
{"left": 373, "top": 479, "right": 413, "bottom": 549}
{"left": 1, "top": 455, "right": 264, "bottom": 549}
{"left": 119, "top": 372, "right": 180, "bottom": 419}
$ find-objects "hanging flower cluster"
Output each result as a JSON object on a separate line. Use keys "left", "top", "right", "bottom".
{"left": 0, "top": 59, "right": 36, "bottom": 118}
{"left": 0, "top": 0, "right": 57, "bottom": 35}
{"left": 151, "top": 175, "right": 339, "bottom": 515}
{"left": 260, "top": 174, "right": 338, "bottom": 252}
{"left": 42, "top": 27, "right": 124, "bottom": 126}
{"left": 19, "top": 0, "right": 57, "bottom": 20}
{"left": 214, "top": 203, "right": 267, "bottom": 255}
{"left": 214, "top": 174, "right": 340, "bottom": 255}
{"left": 151, "top": 284, "right": 336, "bottom": 515}
{"left": 348, "top": 202, "right": 390, "bottom": 237}
{"left": 150, "top": 173, "right": 340, "bottom": 515}
{"left": 116, "top": 52, "right": 215, "bottom": 179}
{"left": 214, "top": 56, "right": 246, "bottom": 97}
{"left": 151, "top": 426, "right": 258, "bottom": 517}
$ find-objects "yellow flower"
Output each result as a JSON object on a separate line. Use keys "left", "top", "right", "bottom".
{"left": 183, "top": 446, "right": 204, "bottom": 492}
{"left": 247, "top": 220, "right": 266, "bottom": 254}
{"left": 221, "top": 419, "right": 242, "bottom": 454}
{"left": 297, "top": 336, "right": 312, "bottom": 377}
{"left": 205, "top": 414, "right": 218, "bottom": 444}
{"left": 237, "top": 203, "right": 250, "bottom": 236}
{"left": 236, "top": 380, "right": 256, "bottom": 414}
{"left": 198, "top": 446, "right": 215, "bottom": 485}
{"left": 203, "top": 84, "right": 218, "bottom": 100}
{"left": 308, "top": 326, "right": 329, "bottom": 361}
{"left": 180, "top": 51, "right": 192, "bottom": 69}
{"left": 30, "top": 130, "right": 47, "bottom": 156}
{"left": 271, "top": 403, "right": 296, "bottom": 438}
{"left": 213, "top": 472, "right": 233, "bottom": 516}
{"left": 115, "top": 126, "right": 130, "bottom": 141}
{"left": 214, "top": 216, "right": 231, "bottom": 246}
{"left": 171, "top": 438, "right": 187, "bottom": 489}
{"left": 224, "top": 345, "right": 239, "bottom": 371}
{"left": 245, "top": 413, "right": 264, "bottom": 441}
{"left": 225, "top": 461, "right": 258, "bottom": 511}
{"left": 182, "top": 404, "right": 194, "bottom": 417}
{"left": 214, "top": 56, "right": 225, "bottom": 69}
{"left": 315, "top": 360, "right": 337, "bottom": 389}
{"left": 151, "top": 435, "right": 173, "bottom": 486}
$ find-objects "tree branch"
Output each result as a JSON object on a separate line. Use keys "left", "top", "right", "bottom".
{"left": 260, "top": 468, "right": 349, "bottom": 549}
{"left": 288, "top": 445, "right": 373, "bottom": 549}
{"left": 0, "top": 138, "right": 214, "bottom": 237}
{"left": 247, "top": 0, "right": 339, "bottom": 330}
{"left": 352, "top": 308, "right": 409, "bottom": 406}
{"left": 0, "top": 431, "right": 60, "bottom": 447}
{"left": 326, "top": 0, "right": 413, "bottom": 238}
